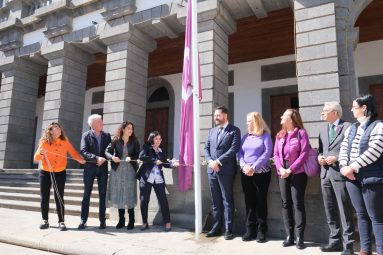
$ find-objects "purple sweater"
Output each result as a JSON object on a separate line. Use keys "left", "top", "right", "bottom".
{"left": 273, "top": 128, "right": 310, "bottom": 175}
{"left": 238, "top": 132, "right": 273, "bottom": 173}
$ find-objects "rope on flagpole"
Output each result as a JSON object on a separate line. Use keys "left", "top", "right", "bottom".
{"left": 44, "top": 150, "right": 208, "bottom": 168}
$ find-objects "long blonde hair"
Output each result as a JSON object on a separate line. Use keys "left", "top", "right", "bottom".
{"left": 39, "top": 122, "right": 68, "bottom": 145}
{"left": 247, "top": 112, "right": 270, "bottom": 136}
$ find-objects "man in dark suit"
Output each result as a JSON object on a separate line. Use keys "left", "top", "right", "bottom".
{"left": 204, "top": 106, "right": 241, "bottom": 240}
{"left": 318, "top": 102, "right": 354, "bottom": 255}
{"left": 78, "top": 114, "right": 111, "bottom": 229}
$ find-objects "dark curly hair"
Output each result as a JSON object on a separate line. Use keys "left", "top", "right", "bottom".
{"left": 113, "top": 121, "right": 138, "bottom": 144}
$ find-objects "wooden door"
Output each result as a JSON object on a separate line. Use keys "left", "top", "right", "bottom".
{"left": 370, "top": 84, "right": 383, "bottom": 119}
{"left": 270, "top": 93, "right": 299, "bottom": 139}
{"left": 145, "top": 108, "right": 169, "bottom": 152}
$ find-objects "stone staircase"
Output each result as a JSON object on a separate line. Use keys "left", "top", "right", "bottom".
{"left": 0, "top": 169, "right": 109, "bottom": 219}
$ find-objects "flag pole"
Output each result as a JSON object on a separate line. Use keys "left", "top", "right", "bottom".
{"left": 191, "top": 0, "right": 202, "bottom": 240}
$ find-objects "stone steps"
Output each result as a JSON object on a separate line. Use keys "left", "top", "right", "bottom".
{"left": 0, "top": 199, "right": 108, "bottom": 219}
{"left": 0, "top": 169, "right": 107, "bottom": 219}
{"left": 0, "top": 192, "right": 100, "bottom": 207}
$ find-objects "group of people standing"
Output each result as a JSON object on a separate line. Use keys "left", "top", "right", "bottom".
{"left": 34, "top": 114, "right": 177, "bottom": 233}
{"left": 204, "top": 95, "right": 382, "bottom": 255}
{"left": 33, "top": 94, "right": 383, "bottom": 255}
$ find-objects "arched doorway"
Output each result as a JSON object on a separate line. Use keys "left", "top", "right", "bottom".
{"left": 145, "top": 78, "right": 175, "bottom": 157}
{"left": 354, "top": 0, "right": 383, "bottom": 118}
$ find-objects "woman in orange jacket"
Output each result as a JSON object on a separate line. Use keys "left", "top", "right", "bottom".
{"left": 34, "top": 122, "right": 85, "bottom": 231}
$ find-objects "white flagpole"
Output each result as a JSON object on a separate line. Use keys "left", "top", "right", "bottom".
{"left": 191, "top": 0, "right": 202, "bottom": 240}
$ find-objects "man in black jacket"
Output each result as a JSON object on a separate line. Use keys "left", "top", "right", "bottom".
{"left": 78, "top": 114, "right": 111, "bottom": 229}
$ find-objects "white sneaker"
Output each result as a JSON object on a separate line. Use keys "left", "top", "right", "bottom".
{"left": 59, "top": 222, "right": 67, "bottom": 231}
{"left": 39, "top": 220, "right": 49, "bottom": 229}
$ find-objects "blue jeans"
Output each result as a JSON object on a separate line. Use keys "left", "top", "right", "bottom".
{"left": 346, "top": 180, "right": 383, "bottom": 254}
{"left": 80, "top": 167, "right": 108, "bottom": 223}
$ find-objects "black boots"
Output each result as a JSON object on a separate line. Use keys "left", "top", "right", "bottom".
{"left": 242, "top": 228, "right": 257, "bottom": 241}
{"left": 282, "top": 235, "right": 295, "bottom": 247}
{"left": 116, "top": 209, "right": 125, "bottom": 229}
{"left": 126, "top": 208, "right": 135, "bottom": 230}
{"left": 296, "top": 232, "right": 305, "bottom": 249}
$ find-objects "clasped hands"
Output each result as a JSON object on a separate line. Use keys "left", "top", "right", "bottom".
{"left": 340, "top": 165, "right": 356, "bottom": 180}
{"left": 318, "top": 155, "right": 337, "bottom": 166}
{"left": 242, "top": 165, "right": 255, "bottom": 176}
{"left": 208, "top": 160, "right": 221, "bottom": 172}
{"left": 279, "top": 167, "right": 291, "bottom": 179}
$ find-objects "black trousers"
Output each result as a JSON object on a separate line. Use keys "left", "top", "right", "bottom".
{"left": 39, "top": 169, "right": 66, "bottom": 223}
{"left": 241, "top": 171, "right": 271, "bottom": 233}
{"left": 139, "top": 179, "right": 170, "bottom": 224}
{"left": 278, "top": 172, "right": 307, "bottom": 238}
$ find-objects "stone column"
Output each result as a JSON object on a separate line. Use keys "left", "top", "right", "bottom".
{"left": 335, "top": 3, "right": 359, "bottom": 121}
{"left": 100, "top": 23, "right": 156, "bottom": 143}
{"left": 41, "top": 42, "right": 94, "bottom": 166}
{"left": 294, "top": 0, "right": 340, "bottom": 144}
{"left": 198, "top": 3, "right": 236, "bottom": 155}
{"left": 0, "top": 56, "right": 46, "bottom": 168}
{"left": 196, "top": 4, "right": 237, "bottom": 229}
{"left": 294, "top": 0, "right": 344, "bottom": 243}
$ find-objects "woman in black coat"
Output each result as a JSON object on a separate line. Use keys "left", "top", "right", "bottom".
{"left": 136, "top": 131, "right": 178, "bottom": 232}
{"left": 105, "top": 121, "right": 140, "bottom": 229}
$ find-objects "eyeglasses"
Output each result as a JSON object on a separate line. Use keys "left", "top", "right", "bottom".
{"left": 321, "top": 109, "right": 334, "bottom": 113}
{"left": 351, "top": 106, "right": 361, "bottom": 110}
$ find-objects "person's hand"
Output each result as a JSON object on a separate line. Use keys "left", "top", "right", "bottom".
{"left": 125, "top": 156, "right": 131, "bottom": 162}
{"left": 325, "top": 156, "right": 337, "bottom": 165}
{"left": 78, "top": 159, "right": 86, "bottom": 164}
{"left": 246, "top": 168, "right": 255, "bottom": 176}
{"left": 209, "top": 160, "right": 220, "bottom": 172}
{"left": 97, "top": 157, "right": 106, "bottom": 166}
{"left": 171, "top": 160, "right": 179, "bottom": 167}
{"left": 156, "top": 160, "right": 162, "bottom": 165}
{"left": 279, "top": 167, "right": 290, "bottom": 179}
{"left": 112, "top": 156, "right": 121, "bottom": 163}
{"left": 242, "top": 165, "right": 250, "bottom": 175}
{"left": 340, "top": 166, "right": 356, "bottom": 180}
{"left": 318, "top": 155, "right": 326, "bottom": 165}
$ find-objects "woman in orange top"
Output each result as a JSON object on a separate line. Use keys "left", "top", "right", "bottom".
{"left": 34, "top": 122, "right": 85, "bottom": 231}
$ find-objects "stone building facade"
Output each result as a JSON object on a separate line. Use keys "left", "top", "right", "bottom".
{"left": 0, "top": 0, "right": 382, "bottom": 241}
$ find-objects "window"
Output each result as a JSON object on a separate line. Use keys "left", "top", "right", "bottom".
{"left": 91, "top": 91, "right": 104, "bottom": 104}
{"left": 91, "top": 108, "right": 103, "bottom": 116}
{"left": 228, "top": 70, "right": 234, "bottom": 86}
{"left": 228, "top": 92, "right": 234, "bottom": 124}
{"left": 148, "top": 87, "right": 169, "bottom": 102}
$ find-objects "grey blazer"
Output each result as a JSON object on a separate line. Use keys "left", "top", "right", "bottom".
{"left": 318, "top": 119, "right": 351, "bottom": 180}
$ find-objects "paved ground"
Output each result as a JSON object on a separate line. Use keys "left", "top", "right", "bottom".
{"left": 0, "top": 208, "right": 365, "bottom": 255}
{"left": 0, "top": 242, "right": 61, "bottom": 255}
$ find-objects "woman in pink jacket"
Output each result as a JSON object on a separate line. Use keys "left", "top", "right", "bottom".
{"left": 274, "top": 109, "right": 310, "bottom": 250}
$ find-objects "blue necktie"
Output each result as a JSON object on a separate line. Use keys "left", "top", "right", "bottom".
{"left": 217, "top": 127, "right": 223, "bottom": 143}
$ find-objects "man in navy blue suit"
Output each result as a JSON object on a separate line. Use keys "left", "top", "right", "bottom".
{"left": 204, "top": 106, "right": 241, "bottom": 240}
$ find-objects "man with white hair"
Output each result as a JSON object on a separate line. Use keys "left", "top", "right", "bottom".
{"left": 318, "top": 102, "right": 354, "bottom": 255}
{"left": 78, "top": 114, "right": 111, "bottom": 229}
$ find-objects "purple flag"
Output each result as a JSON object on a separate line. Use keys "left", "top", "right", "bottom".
{"left": 178, "top": 0, "right": 201, "bottom": 192}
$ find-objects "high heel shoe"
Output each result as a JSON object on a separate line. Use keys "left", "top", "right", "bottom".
{"left": 140, "top": 223, "right": 148, "bottom": 231}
